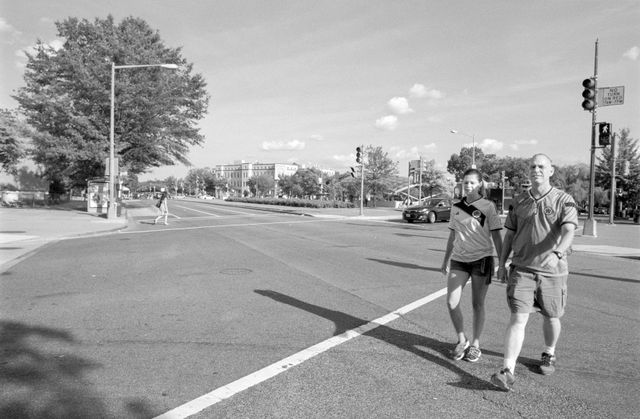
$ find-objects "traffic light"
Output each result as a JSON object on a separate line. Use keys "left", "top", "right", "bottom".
{"left": 598, "top": 122, "right": 611, "bottom": 146}
{"left": 356, "top": 147, "right": 362, "bottom": 163}
{"left": 581, "top": 78, "right": 596, "bottom": 111}
{"left": 350, "top": 167, "right": 356, "bottom": 178}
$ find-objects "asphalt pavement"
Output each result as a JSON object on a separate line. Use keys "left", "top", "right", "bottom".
{"left": 1, "top": 199, "right": 639, "bottom": 272}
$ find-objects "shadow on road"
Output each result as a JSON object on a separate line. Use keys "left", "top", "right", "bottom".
{"left": 572, "top": 270, "right": 639, "bottom": 284}
{"left": 367, "top": 258, "right": 442, "bottom": 273}
{"left": 254, "top": 289, "right": 498, "bottom": 391}
{"left": 0, "top": 320, "right": 155, "bottom": 418}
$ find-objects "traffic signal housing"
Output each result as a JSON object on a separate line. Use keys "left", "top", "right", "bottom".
{"left": 598, "top": 122, "right": 611, "bottom": 146}
{"left": 350, "top": 167, "right": 356, "bottom": 178}
{"left": 581, "top": 78, "right": 596, "bottom": 111}
{"left": 356, "top": 147, "right": 362, "bottom": 163}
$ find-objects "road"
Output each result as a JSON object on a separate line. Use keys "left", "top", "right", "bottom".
{"left": 1, "top": 199, "right": 638, "bottom": 418}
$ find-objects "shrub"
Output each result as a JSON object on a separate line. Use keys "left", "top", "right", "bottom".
{"left": 225, "top": 197, "right": 354, "bottom": 209}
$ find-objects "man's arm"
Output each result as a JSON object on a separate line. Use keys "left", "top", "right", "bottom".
{"left": 541, "top": 223, "right": 576, "bottom": 268}
{"left": 497, "top": 229, "right": 514, "bottom": 282}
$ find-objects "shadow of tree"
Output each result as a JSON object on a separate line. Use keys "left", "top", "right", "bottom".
{"left": 254, "top": 290, "right": 498, "bottom": 391}
{"left": 0, "top": 321, "right": 155, "bottom": 418}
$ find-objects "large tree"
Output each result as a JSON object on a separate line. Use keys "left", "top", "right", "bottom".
{"left": 0, "top": 109, "right": 27, "bottom": 175}
{"left": 13, "top": 16, "right": 209, "bottom": 187}
{"left": 363, "top": 145, "right": 398, "bottom": 205}
{"left": 595, "top": 128, "right": 639, "bottom": 207}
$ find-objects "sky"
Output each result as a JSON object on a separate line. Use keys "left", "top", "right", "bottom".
{"left": 1, "top": 0, "right": 639, "bottom": 182}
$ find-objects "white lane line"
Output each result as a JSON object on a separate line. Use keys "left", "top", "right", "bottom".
{"left": 153, "top": 287, "right": 447, "bottom": 419}
{"left": 188, "top": 204, "right": 252, "bottom": 216}
{"left": 121, "top": 218, "right": 339, "bottom": 235}
{"left": 175, "top": 205, "right": 220, "bottom": 217}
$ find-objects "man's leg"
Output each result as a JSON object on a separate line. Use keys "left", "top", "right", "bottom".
{"left": 503, "top": 312, "right": 529, "bottom": 373}
{"left": 542, "top": 316, "right": 561, "bottom": 351}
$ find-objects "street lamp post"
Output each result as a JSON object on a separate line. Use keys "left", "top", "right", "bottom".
{"left": 449, "top": 129, "right": 476, "bottom": 169}
{"left": 107, "top": 62, "right": 178, "bottom": 219}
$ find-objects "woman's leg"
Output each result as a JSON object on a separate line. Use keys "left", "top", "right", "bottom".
{"left": 469, "top": 273, "right": 490, "bottom": 348}
{"left": 447, "top": 269, "right": 471, "bottom": 343}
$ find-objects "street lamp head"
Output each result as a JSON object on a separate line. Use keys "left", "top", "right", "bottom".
{"left": 449, "top": 129, "right": 458, "bottom": 134}
{"left": 161, "top": 64, "right": 179, "bottom": 69}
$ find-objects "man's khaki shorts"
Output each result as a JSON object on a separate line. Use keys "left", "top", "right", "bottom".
{"left": 506, "top": 267, "right": 567, "bottom": 318}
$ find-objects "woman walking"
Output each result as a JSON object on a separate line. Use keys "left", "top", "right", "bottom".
{"left": 154, "top": 189, "right": 169, "bottom": 225}
{"left": 441, "top": 169, "right": 503, "bottom": 362}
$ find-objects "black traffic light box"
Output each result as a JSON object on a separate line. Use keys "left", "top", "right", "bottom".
{"left": 581, "top": 78, "right": 596, "bottom": 111}
{"left": 598, "top": 122, "right": 611, "bottom": 146}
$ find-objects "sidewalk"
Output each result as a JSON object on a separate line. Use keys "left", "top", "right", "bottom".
{"left": 0, "top": 201, "right": 127, "bottom": 271}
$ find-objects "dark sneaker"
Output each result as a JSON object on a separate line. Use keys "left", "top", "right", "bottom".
{"left": 464, "top": 345, "right": 481, "bottom": 362}
{"left": 450, "top": 340, "right": 469, "bottom": 360}
{"left": 540, "top": 352, "right": 556, "bottom": 375}
{"left": 491, "top": 368, "right": 515, "bottom": 391}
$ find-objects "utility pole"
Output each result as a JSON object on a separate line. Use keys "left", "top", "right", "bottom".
{"left": 608, "top": 133, "right": 616, "bottom": 224}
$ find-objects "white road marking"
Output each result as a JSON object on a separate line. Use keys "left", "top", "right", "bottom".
{"left": 175, "top": 205, "right": 220, "bottom": 217}
{"left": 122, "top": 218, "right": 340, "bottom": 235}
{"left": 153, "top": 287, "right": 448, "bottom": 419}
{"left": 188, "top": 203, "right": 252, "bottom": 216}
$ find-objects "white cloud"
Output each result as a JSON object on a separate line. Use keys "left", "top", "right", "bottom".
{"left": 332, "top": 154, "right": 353, "bottom": 163}
{"left": 389, "top": 144, "right": 437, "bottom": 159}
{"left": 1, "top": 17, "right": 22, "bottom": 45}
{"left": 375, "top": 115, "right": 398, "bottom": 131}
{"left": 623, "top": 46, "right": 639, "bottom": 61}
{"left": 409, "top": 83, "right": 444, "bottom": 100}
{"left": 510, "top": 138, "right": 538, "bottom": 150}
{"left": 0, "top": 17, "right": 17, "bottom": 33}
{"left": 478, "top": 138, "right": 504, "bottom": 153}
{"left": 387, "top": 97, "right": 413, "bottom": 114}
{"left": 16, "top": 38, "right": 64, "bottom": 61}
{"left": 261, "top": 139, "right": 305, "bottom": 151}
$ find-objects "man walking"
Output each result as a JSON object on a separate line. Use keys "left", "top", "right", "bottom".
{"left": 491, "top": 154, "right": 578, "bottom": 391}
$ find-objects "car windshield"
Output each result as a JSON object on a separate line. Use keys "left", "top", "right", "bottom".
{"left": 421, "top": 199, "right": 443, "bottom": 207}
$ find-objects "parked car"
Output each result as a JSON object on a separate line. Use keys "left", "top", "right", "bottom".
{"left": 402, "top": 198, "right": 453, "bottom": 223}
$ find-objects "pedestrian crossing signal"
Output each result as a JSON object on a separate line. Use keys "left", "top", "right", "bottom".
{"left": 598, "top": 122, "right": 611, "bottom": 146}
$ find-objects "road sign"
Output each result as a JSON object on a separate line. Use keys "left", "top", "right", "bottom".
{"left": 598, "top": 86, "right": 624, "bottom": 106}
{"left": 408, "top": 160, "right": 421, "bottom": 177}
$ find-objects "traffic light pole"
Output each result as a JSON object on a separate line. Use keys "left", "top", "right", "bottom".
{"left": 584, "top": 39, "right": 599, "bottom": 237}
{"left": 418, "top": 157, "right": 423, "bottom": 202}
{"left": 608, "top": 133, "right": 616, "bottom": 225}
{"left": 360, "top": 145, "right": 365, "bottom": 216}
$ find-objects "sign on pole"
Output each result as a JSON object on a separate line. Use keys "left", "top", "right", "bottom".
{"left": 598, "top": 86, "right": 624, "bottom": 107}
{"left": 105, "top": 157, "right": 119, "bottom": 176}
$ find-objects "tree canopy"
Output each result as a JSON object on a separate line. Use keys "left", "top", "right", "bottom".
{"left": 0, "top": 109, "right": 26, "bottom": 175}
{"left": 596, "top": 128, "right": 639, "bottom": 206}
{"left": 13, "top": 15, "right": 210, "bottom": 187}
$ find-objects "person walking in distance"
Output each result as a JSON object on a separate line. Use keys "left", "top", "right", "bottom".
{"left": 154, "top": 188, "right": 169, "bottom": 225}
{"left": 441, "top": 169, "right": 503, "bottom": 362}
{"left": 491, "top": 154, "right": 578, "bottom": 391}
